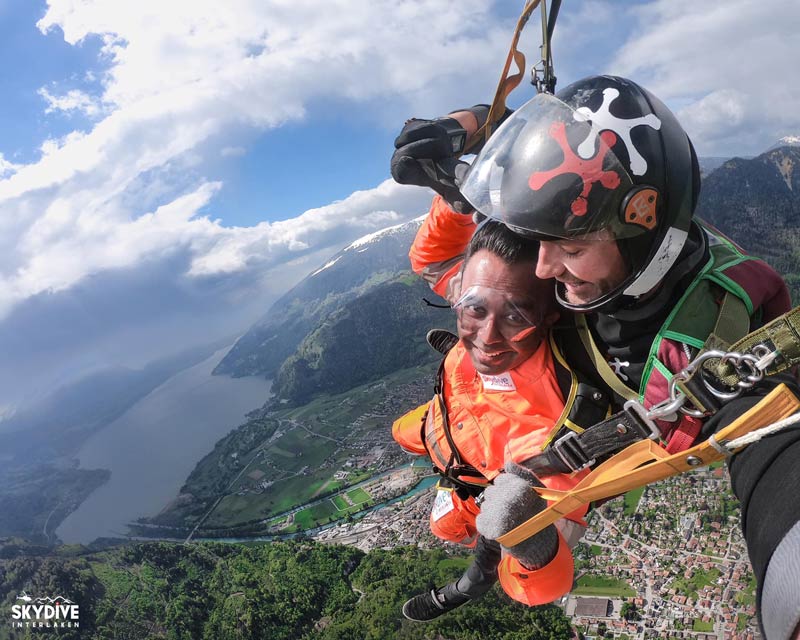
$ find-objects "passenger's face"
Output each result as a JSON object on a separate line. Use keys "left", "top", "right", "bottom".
{"left": 534, "top": 234, "right": 630, "bottom": 306}
{"left": 457, "top": 250, "right": 556, "bottom": 375}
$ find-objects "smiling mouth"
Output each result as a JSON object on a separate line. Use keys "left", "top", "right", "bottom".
{"left": 475, "top": 347, "right": 509, "bottom": 359}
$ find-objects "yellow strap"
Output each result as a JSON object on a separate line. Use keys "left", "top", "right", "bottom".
{"left": 497, "top": 383, "right": 800, "bottom": 547}
{"left": 466, "top": 0, "right": 541, "bottom": 152}
{"left": 575, "top": 314, "right": 639, "bottom": 402}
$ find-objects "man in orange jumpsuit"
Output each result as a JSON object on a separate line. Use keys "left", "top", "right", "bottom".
{"left": 394, "top": 209, "right": 588, "bottom": 620}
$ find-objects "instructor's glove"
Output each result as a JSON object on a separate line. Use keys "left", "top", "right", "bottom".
{"left": 476, "top": 462, "right": 558, "bottom": 570}
{"left": 390, "top": 117, "right": 474, "bottom": 214}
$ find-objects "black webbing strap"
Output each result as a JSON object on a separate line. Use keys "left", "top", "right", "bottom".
{"left": 522, "top": 403, "right": 661, "bottom": 476}
{"left": 433, "top": 360, "right": 485, "bottom": 486}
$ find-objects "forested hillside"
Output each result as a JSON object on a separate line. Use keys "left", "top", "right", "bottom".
{"left": 0, "top": 539, "right": 573, "bottom": 640}
{"left": 214, "top": 220, "right": 427, "bottom": 381}
{"left": 272, "top": 276, "right": 451, "bottom": 404}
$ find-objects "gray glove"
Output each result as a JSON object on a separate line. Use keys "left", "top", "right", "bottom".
{"left": 476, "top": 462, "right": 559, "bottom": 570}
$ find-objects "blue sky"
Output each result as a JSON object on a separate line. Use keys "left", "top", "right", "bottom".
{"left": 0, "top": 0, "right": 798, "bottom": 412}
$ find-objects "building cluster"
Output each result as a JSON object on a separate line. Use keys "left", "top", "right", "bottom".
{"left": 315, "top": 464, "right": 764, "bottom": 640}
{"left": 568, "top": 467, "right": 762, "bottom": 639}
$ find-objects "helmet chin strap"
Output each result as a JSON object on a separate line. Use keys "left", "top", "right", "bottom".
{"left": 622, "top": 226, "right": 689, "bottom": 297}
{"left": 554, "top": 225, "right": 691, "bottom": 315}
{"left": 554, "top": 279, "right": 637, "bottom": 315}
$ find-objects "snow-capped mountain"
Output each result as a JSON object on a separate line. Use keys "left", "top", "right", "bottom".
{"left": 768, "top": 135, "right": 800, "bottom": 151}
{"left": 214, "top": 217, "right": 434, "bottom": 381}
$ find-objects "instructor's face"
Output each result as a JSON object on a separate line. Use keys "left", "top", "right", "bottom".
{"left": 535, "top": 235, "right": 629, "bottom": 306}
{"left": 457, "top": 250, "right": 556, "bottom": 375}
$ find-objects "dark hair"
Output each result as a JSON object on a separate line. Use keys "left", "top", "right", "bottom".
{"left": 464, "top": 219, "right": 540, "bottom": 265}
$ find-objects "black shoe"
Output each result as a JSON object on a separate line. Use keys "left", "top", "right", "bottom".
{"left": 402, "top": 584, "right": 471, "bottom": 622}
{"left": 426, "top": 329, "right": 458, "bottom": 355}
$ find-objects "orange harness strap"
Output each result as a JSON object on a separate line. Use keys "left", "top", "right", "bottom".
{"left": 466, "top": 0, "right": 542, "bottom": 152}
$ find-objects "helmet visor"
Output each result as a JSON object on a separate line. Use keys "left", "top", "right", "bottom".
{"left": 461, "top": 92, "right": 644, "bottom": 240}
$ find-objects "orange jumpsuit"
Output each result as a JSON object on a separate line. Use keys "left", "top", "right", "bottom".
{"left": 392, "top": 195, "right": 587, "bottom": 606}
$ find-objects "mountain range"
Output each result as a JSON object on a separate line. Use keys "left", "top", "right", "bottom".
{"left": 216, "top": 143, "right": 800, "bottom": 409}
{"left": 2, "top": 143, "right": 799, "bottom": 640}
{"left": 696, "top": 144, "right": 800, "bottom": 298}
{"left": 214, "top": 218, "right": 455, "bottom": 404}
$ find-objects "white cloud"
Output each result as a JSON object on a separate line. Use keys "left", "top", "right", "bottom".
{"left": 0, "top": 153, "right": 19, "bottom": 179}
{"left": 39, "top": 87, "right": 102, "bottom": 117}
{"left": 187, "top": 179, "right": 431, "bottom": 276}
{"left": 608, "top": 0, "right": 800, "bottom": 155}
{"left": 0, "top": 0, "right": 509, "bottom": 321}
{"left": 12, "top": 0, "right": 795, "bottom": 331}
{"left": 220, "top": 146, "right": 247, "bottom": 158}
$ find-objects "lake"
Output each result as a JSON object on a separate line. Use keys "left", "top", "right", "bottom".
{"left": 56, "top": 347, "right": 272, "bottom": 544}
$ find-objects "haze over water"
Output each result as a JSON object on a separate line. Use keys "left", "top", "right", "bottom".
{"left": 57, "top": 348, "right": 271, "bottom": 544}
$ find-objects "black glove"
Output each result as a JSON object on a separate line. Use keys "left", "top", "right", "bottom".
{"left": 390, "top": 117, "right": 474, "bottom": 214}
{"left": 475, "top": 462, "right": 559, "bottom": 570}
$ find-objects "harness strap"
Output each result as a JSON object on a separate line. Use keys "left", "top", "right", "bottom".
{"left": 497, "top": 383, "right": 800, "bottom": 547}
{"left": 713, "top": 305, "right": 800, "bottom": 384}
{"left": 672, "top": 304, "right": 800, "bottom": 403}
{"left": 467, "top": 0, "right": 541, "bottom": 152}
{"left": 430, "top": 359, "right": 486, "bottom": 489}
{"left": 663, "top": 291, "right": 753, "bottom": 432}
{"left": 664, "top": 416, "right": 703, "bottom": 454}
{"left": 522, "top": 402, "right": 660, "bottom": 476}
{"left": 575, "top": 314, "right": 639, "bottom": 402}
{"left": 707, "top": 291, "right": 751, "bottom": 350}
{"left": 676, "top": 292, "right": 750, "bottom": 411}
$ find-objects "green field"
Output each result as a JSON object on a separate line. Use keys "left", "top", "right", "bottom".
{"left": 672, "top": 566, "right": 721, "bottom": 599}
{"left": 331, "top": 495, "right": 349, "bottom": 510}
{"left": 293, "top": 501, "right": 338, "bottom": 529}
{"left": 438, "top": 557, "right": 472, "bottom": 572}
{"left": 623, "top": 486, "right": 645, "bottom": 515}
{"left": 269, "top": 445, "right": 296, "bottom": 458}
{"left": 175, "top": 362, "right": 438, "bottom": 533}
{"left": 347, "top": 487, "right": 371, "bottom": 504}
{"left": 693, "top": 619, "right": 715, "bottom": 632}
{"left": 572, "top": 575, "right": 636, "bottom": 598}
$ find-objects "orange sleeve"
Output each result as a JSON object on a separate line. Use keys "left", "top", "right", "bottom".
{"left": 408, "top": 195, "right": 476, "bottom": 301}
{"left": 497, "top": 531, "right": 575, "bottom": 606}
{"left": 391, "top": 403, "right": 430, "bottom": 456}
{"left": 429, "top": 488, "right": 480, "bottom": 548}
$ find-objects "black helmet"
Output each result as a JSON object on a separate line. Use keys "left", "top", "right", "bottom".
{"left": 460, "top": 75, "right": 700, "bottom": 311}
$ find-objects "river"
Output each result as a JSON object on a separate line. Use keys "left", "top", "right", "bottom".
{"left": 56, "top": 347, "right": 272, "bottom": 544}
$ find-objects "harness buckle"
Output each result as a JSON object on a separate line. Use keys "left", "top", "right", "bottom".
{"left": 552, "top": 430, "right": 596, "bottom": 473}
{"left": 624, "top": 400, "right": 663, "bottom": 441}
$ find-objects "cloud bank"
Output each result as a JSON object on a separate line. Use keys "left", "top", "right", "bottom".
{"left": 0, "top": 0, "right": 513, "bottom": 320}
{"left": 1, "top": 0, "right": 797, "bottom": 408}
{"left": 608, "top": 0, "right": 800, "bottom": 155}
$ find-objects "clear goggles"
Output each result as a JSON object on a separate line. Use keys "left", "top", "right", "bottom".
{"left": 453, "top": 285, "right": 542, "bottom": 343}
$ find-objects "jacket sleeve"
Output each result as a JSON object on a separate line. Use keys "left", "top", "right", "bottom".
{"left": 496, "top": 530, "right": 575, "bottom": 605}
{"left": 408, "top": 195, "right": 476, "bottom": 304}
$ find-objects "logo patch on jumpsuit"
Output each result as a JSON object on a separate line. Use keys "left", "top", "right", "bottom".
{"left": 431, "top": 489, "right": 456, "bottom": 521}
{"left": 479, "top": 371, "right": 516, "bottom": 391}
